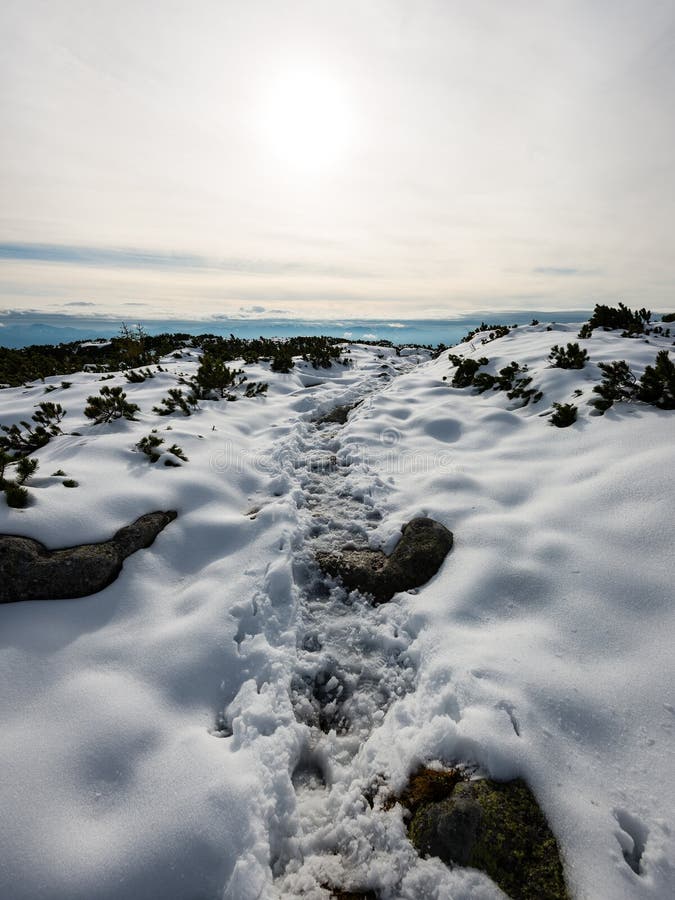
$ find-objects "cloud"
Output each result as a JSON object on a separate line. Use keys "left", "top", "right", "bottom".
{"left": 0, "top": 243, "right": 369, "bottom": 279}
{"left": 533, "top": 267, "right": 601, "bottom": 277}
{"left": 362, "top": 332, "right": 378, "bottom": 340}
{"left": 387, "top": 322, "right": 406, "bottom": 328}
{"left": 64, "top": 300, "right": 96, "bottom": 306}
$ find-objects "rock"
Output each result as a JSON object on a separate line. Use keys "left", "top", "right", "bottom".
{"left": 0, "top": 511, "right": 177, "bottom": 603}
{"left": 315, "top": 400, "right": 362, "bottom": 425}
{"left": 406, "top": 773, "right": 569, "bottom": 900}
{"left": 316, "top": 517, "right": 453, "bottom": 602}
{"left": 411, "top": 782, "right": 482, "bottom": 865}
{"left": 322, "top": 888, "right": 377, "bottom": 900}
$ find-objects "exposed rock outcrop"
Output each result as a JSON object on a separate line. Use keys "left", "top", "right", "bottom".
{"left": 0, "top": 510, "right": 177, "bottom": 603}
{"left": 315, "top": 400, "right": 363, "bottom": 425}
{"left": 316, "top": 517, "right": 453, "bottom": 602}
{"left": 402, "top": 768, "right": 569, "bottom": 900}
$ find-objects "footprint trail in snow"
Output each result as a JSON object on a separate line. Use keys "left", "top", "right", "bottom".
{"left": 223, "top": 348, "right": 432, "bottom": 899}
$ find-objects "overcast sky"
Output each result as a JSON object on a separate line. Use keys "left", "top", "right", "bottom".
{"left": 1, "top": 0, "right": 674, "bottom": 318}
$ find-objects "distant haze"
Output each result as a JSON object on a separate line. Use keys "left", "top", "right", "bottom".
{"left": 1, "top": 1, "right": 674, "bottom": 317}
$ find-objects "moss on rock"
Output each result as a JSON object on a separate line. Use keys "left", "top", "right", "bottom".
{"left": 404, "top": 769, "right": 569, "bottom": 900}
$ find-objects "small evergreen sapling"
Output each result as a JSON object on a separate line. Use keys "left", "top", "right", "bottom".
{"left": 549, "top": 403, "right": 578, "bottom": 427}
{"left": 136, "top": 434, "right": 164, "bottom": 462}
{"left": 636, "top": 350, "right": 675, "bottom": 409}
{"left": 4, "top": 483, "right": 29, "bottom": 508}
{"left": 451, "top": 357, "right": 488, "bottom": 388}
{"left": 548, "top": 343, "right": 589, "bottom": 369}
{"left": 15, "top": 457, "right": 39, "bottom": 484}
{"left": 244, "top": 381, "right": 268, "bottom": 397}
{"left": 124, "top": 367, "right": 155, "bottom": 383}
{"left": 592, "top": 361, "right": 636, "bottom": 412}
{"left": 84, "top": 386, "right": 140, "bottom": 423}
{"left": 153, "top": 388, "right": 196, "bottom": 416}
{"left": 135, "top": 434, "right": 188, "bottom": 465}
{"left": 189, "top": 353, "right": 243, "bottom": 399}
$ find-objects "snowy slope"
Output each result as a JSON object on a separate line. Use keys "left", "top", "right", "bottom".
{"left": 0, "top": 324, "right": 673, "bottom": 900}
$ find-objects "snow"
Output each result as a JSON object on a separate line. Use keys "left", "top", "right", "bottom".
{"left": 0, "top": 325, "right": 674, "bottom": 899}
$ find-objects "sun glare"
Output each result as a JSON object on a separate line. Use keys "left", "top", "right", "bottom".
{"left": 260, "top": 69, "right": 356, "bottom": 174}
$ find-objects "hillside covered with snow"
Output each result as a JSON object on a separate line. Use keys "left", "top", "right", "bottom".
{"left": 1, "top": 316, "right": 674, "bottom": 900}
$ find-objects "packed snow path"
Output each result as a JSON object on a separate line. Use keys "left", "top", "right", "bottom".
{"left": 222, "top": 349, "right": 435, "bottom": 898}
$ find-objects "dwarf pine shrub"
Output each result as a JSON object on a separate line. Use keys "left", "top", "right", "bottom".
{"left": 636, "top": 350, "right": 675, "bottom": 409}
{"left": 495, "top": 362, "right": 543, "bottom": 406}
{"left": 15, "top": 457, "right": 39, "bottom": 484}
{"left": 189, "top": 353, "right": 244, "bottom": 399}
{"left": 166, "top": 444, "right": 188, "bottom": 462}
{"left": 136, "top": 434, "right": 188, "bottom": 465}
{"left": 550, "top": 403, "right": 578, "bottom": 427}
{"left": 124, "top": 367, "right": 155, "bottom": 383}
{"left": 549, "top": 343, "right": 589, "bottom": 369}
{"left": 270, "top": 349, "right": 294, "bottom": 372}
{"left": 4, "top": 483, "right": 29, "bottom": 508}
{"left": 244, "top": 381, "right": 268, "bottom": 397}
{"left": 459, "top": 323, "right": 511, "bottom": 344}
{"left": 153, "top": 388, "right": 196, "bottom": 416}
{"left": 579, "top": 303, "right": 651, "bottom": 338}
{"left": 136, "top": 434, "right": 164, "bottom": 462}
{"left": 84, "top": 386, "right": 140, "bottom": 423}
{"left": 451, "top": 357, "right": 488, "bottom": 388}
{"left": 592, "top": 360, "right": 637, "bottom": 412}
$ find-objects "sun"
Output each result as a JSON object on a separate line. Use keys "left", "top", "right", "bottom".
{"left": 260, "top": 68, "right": 356, "bottom": 174}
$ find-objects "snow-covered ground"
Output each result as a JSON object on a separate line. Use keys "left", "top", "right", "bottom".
{"left": 0, "top": 322, "right": 673, "bottom": 899}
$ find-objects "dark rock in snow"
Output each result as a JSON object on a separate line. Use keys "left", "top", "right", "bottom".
{"left": 316, "top": 517, "right": 453, "bottom": 602}
{"left": 315, "top": 400, "right": 362, "bottom": 425}
{"left": 0, "top": 511, "right": 177, "bottom": 603}
{"left": 406, "top": 772, "right": 569, "bottom": 900}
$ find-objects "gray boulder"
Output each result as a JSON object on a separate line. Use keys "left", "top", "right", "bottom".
{"left": 0, "top": 511, "right": 177, "bottom": 603}
{"left": 317, "top": 517, "right": 453, "bottom": 602}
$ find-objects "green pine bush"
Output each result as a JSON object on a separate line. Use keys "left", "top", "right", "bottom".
{"left": 636, "top": 350, "right": 675, "bottom": 409}
{"left": 5, "top": 483, "right": 29, "bottom": 508}
{"left": 84, "top": 386, "right": 140, "bottom": 423}
{"left": 592, "top": 361, "right": 636, "bottom": 412}
{"left": 550, "top": 403, "right": 578, "bottom": 427}
{"left": 549, "top": 343, "right": 589, "bottom": 369}
{"left": 153, "top": 388, "right": 196, "bottom": 416}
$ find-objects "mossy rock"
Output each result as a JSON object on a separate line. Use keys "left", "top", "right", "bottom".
{"left": 406, "top": 772, "right": 568, "bottom": 900}
{"left": 316, "top": 400, "right": 363, "bottom": 425}
{"left": 317, "top": 517, "right": 453, "bottom": 603}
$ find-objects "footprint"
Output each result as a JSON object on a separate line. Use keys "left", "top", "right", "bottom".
{"left": 614, "top": 808, "right": 649, "bottom": 875}
{"left": 292, "top": 752, "right": 327, "bottom": 791}
{"left": 497, "top": 700, "right": 521, "bottom": 737}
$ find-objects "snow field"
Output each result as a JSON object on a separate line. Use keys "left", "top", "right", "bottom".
{"left": 0, "top": 325, "right": 673, "bottom": 899}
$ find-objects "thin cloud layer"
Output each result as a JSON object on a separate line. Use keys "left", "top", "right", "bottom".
{"left": 1, "top": 1, "right": 674, "bottom": 315}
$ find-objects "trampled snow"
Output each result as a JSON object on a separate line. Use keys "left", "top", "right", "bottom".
{"left": 0, "top": 323, "right": 673, "bottom": 899}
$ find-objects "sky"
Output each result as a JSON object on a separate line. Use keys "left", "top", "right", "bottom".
{"left": 1, "top": 0, "right": 674, "bottom": 320}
